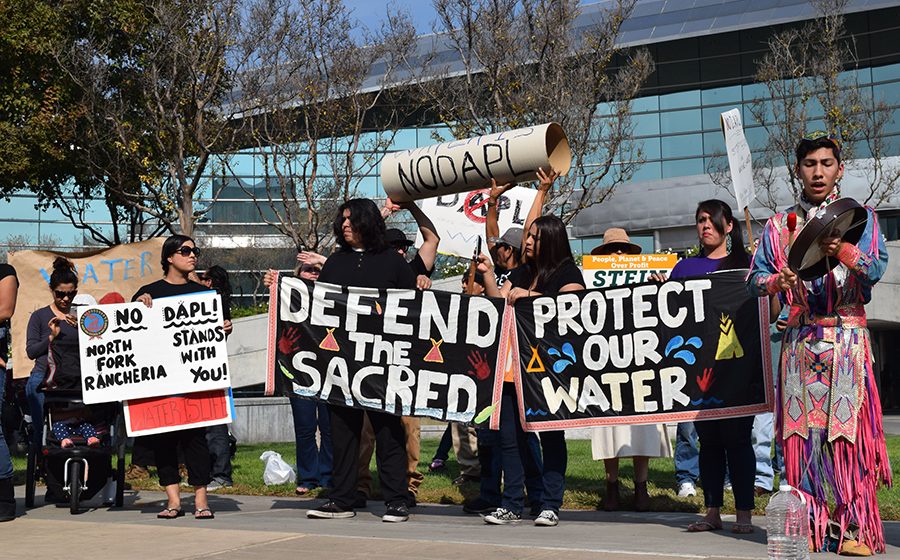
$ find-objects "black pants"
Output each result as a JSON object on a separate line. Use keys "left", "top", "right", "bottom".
{"left": 131, "top": 436, "right": 155, "bottom": 467}
{"left": 695, "top": 416, "right": 755, "bottom": 511}
{"left": 147, "top": 428, "right": 211, "bottom": 487}
{"left": 206, "top": 424, "right": 233, "bottom": 484}
{"left": 328, "top": 405, "right": 407, "bottom": 509}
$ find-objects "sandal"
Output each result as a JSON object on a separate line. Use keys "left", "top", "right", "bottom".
{"left": 295, "top": 486, "right": 312, "bottom": 496}
{"left": 194, "top": 508, "right": 215, "bottom": 519}
{"left": 687, "top": 520, "right": 722, "bottom": 532}
{"left": 157, "top": 507, "right": 185, "bottom": 519}
{"left": 731, "top": 523, "right": 755, "bottom": 534}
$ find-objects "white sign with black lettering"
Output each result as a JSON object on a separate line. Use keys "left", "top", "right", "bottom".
{"left": 76, "top": 292, "right": 231, "bottom": 404}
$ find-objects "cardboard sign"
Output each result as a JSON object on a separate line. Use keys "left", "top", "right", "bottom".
{"left": 415, "top": 188, "right": 539, "bottom": 259}
{"left": 721, "top": 108, "right": 755, "bottom": 211}
{"left": 124, "top": 389, "right": 233, "bottom": 436}
{"left": 76, "top": 292, "right": 231, "bottom": 404}
{"left": 8, "top": 238, "right": 166, "bottom": 378}
{"left": 266, "top": 275, "right": 509, "bottom": 425}
{"left": 582, "top": 254, "right": 678, "bottom": 288}
{"left": 512, "top": 270, "right": 773, "bottom": 431}
{"left": 381, "top": 123, "right": 571, "bottom": 202}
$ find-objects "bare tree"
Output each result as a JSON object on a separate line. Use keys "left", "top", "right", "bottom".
{"left": 412, "top": 0, "right": 654, "bottom": 223}
{"left": 709, "top": 0, "right": 899, "bottom": 211}
{"left": 57, "top": 0, "right": 261, "bottom": 237}
{"left": 224, "top": 0, "right": 416, "bottom": 252}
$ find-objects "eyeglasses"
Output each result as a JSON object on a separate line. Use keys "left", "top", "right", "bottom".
{"left": 176, "top": 246, "right": 200, "bottom": 257}
{"left": 54, "top": 290, "right": 77, "bottom": 300}
{"left": 802, "top": 130, "right": 842, "bottom": 151}
{"left": 300, "top": 267, "right": 321, "bottom": 275}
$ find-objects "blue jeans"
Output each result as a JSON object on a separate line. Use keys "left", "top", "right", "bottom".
{"left": 0, "top": 368, "right": 13, "bottom": 479}
{"left": 478, "top": 395, "right": 544, "bottom": 509}
{"left": 433, "top": 424, "right": 453, "bottom": 462}
{"left": 675, "top": 422, "right": 699, "bottom": 484}
{"left": 289, "top": 397, "right": 333, "bottom": 488}
{"left": 25, "top": 369, "right": 45, "bottom": 448}
{"left": 538, "top": 430, "right": 566, "bottom": 513}
{"left": 498, "top": 386, "right": 527, "bottom": 513}
{"left": 751, "top": 413, "right": 774, "bottom": 490}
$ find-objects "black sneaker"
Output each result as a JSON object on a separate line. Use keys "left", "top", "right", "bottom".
{"left": 306, "top": 501, "right": 355, "bottom": 519}
{"left": 463, "top": 498, "right": 498, "bottom": 514}
{"left": 484, "top": 507, "right": 522, "bottom": 525}
{"left": 382, "top": 503, "right": 409, "bottom": 523}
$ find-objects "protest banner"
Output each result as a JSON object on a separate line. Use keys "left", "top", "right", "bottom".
{"left": 76, "top": 292, "right": 231, "bottom": 404}
{"left": 511, "top": 270, "right": 772, "bottom": 431}
{"left": 265, "top": 274, "right": 509, "bottom": 424}
{"left": 582, "top": 253, "right": 677, "bottom": 289}
{"left": 381, "top": 123, "right": 571, "bottom": 202}
{"left": 415, "top": 188, "right": 538, "bottom": 259}
{"left": 721, "top": 108, "right": 756, "bottom": 242}
{"left": 8, "top": 238, "right": 165, "bottom": 378}
{"left": 124, "top": 389, "right": 233, "bottom": 437}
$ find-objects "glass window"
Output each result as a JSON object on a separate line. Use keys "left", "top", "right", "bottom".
{"left": 702, "top": 131, "right": 726, "bottom": 156}
{"left": 662, "top": 158, "right": 704, "bottom": 178}
{"left": 871, "top": 63, "right": 900, "bottom": 84}
{"left": 743, "top": 126, "right": 769, "bottom": 152}
{"left": 873, "top": 82, "right": 900, "bottom": 107}
{"left": 630, "top": 161, "right": 662, "bottom": 182}
{"left": 702, "top": 106, "right": 729, "bottom": 131}
{"left": 631, "top": 95, "right": 660, "bottom": 113}
{"left": 742, "top": 82, "right": 768, "bottom": 103}
{"left": 659, "top": 90, "right": 701, "bottom": 110}
{"left": 701, "top": 85, "right": 743, "bottom": 107}
{"left": 662, "top": 134, "right": 703, "bottom": 158}
{"left": 884, "top": 108, "right": 900, "bottom": 135}
{"left": 390, "top": 128, "right": 418, "bottom": 150}
{"left": 635, "top": 137, "right": 661, "bottom": 160}
{"left": 660, "top": 109, "right": 701, "bottom": 134}
{"left": 632, "top": 112, "right": 661, "bottom": 137}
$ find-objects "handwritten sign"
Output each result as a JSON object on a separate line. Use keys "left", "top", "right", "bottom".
{"left": 721, "top": 108, "right": 755, "bottom": 211}
{"left": 415, "top": 188, "right": 538, "bottom": 258}
{"left": 77, "top": 292, "right": 230, "bottom": 404}
{"left": 513, "top": 271, "right": 773, "bottom": 430}
{"left": 581, "top": 254, "right": 677, "bottom": 288}
{"left": 266, "top": 275, "right": 508, "bottom": 424}
{"left": 124, "top": 389, "right": 233, "bottom": 436}
{"left": 381, "top": 123, "right": 571, "bottom": 202}
{"left": 8, "top": 238, "right": 165, "bottom": 379}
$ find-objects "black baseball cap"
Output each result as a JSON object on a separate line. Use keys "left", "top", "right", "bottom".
{"left": 385, "top": 228, "right": 414, "bottom": 248}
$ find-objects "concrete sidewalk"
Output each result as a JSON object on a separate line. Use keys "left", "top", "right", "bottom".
{"left": 3, "top": 487, "right": 899, "bottom": 560}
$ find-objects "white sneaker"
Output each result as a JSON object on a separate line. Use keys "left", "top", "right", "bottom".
{"left": 534, "top": 509, "right": 559, "bottom": 527}
{"left": 677, "top": 482, "right": 697, "bottom": 498}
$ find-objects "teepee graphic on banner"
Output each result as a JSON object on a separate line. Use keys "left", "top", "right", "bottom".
{"left": 715, "top": 314, "right": 743, "bottom": 360}
{"left": 319, "top": 328, "right": 340, "bottom": 352}
{"left": 526, "top": 345, "right": 546, "bottom": 373}
{"left": 424, "top": 339, "right": 444, "bottom": 363}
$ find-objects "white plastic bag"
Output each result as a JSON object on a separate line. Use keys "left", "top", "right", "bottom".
{"left": 260, "top": 451, "right": 295, "bottom": 485}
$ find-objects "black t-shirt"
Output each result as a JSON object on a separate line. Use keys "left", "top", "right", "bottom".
{"left": 508, "top": 259, "right": 585, "bottom": 295}
{"left": 319, "top": 249, "right": 416, "bottom": 290}
{"left": 409, "top": 252, "right": 433, "bottom": 278}
{"left": 132, "top": 279, "right": 210, "bottom": 301}
{"left": 0, "top": 263, "right": 17, "bottom": 355}
{"left": 494, "top": 265, "right": 514, "bottom": 288}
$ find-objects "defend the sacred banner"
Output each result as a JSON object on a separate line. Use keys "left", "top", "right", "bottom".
{"left": 76, "top": 292, "right": 231, "bottom": 404}
{"left": 266, "top": 275, "right": 509, "bottom": 424}
{"left": 512, "top": 270, "right": 773, "bottom": 431}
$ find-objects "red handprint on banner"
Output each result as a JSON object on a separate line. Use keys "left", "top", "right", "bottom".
{"left": 467, "top": 350, "right": 491, "bottom": 381}
{"left": 278, "top": 326, "right": 302, "bottom": 356}
{"left": 697, "top": 368, "right": 715, "bottom": 393}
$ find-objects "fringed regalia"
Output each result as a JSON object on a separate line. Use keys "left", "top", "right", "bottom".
{"left": 748, "top": 191, "right": 891, "bottom": 553}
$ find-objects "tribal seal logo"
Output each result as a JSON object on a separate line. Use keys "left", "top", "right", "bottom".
{"left": 80, "top": 309, "right": 109, "bottom": 337}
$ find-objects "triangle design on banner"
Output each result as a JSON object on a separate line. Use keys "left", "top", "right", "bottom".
{"left": 319, "top": 328, "right": 341, "bottom": 352}
{"left": 424, "top": 338, "right": 444, "bottom": 363}
{"left": 715, "top": 313, "right": 744, "bottom": 360}
{"left": 526, "top": 345, "right": 545, "bottom": 373}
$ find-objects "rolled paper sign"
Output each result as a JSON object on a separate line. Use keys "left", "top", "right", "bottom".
{"left": 380, "top": 123, "right": 572, "bottom": 202}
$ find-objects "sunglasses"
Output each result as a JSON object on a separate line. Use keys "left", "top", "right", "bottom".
{"left": 54, "top": 290, "right": 78, "bottom": 300}
{"left": 300, "top": 266, "right": 321, "bottom": 274}
{"left": 802, "top": 130, "right": 842, "bottom": 151}
{"left": 175, "top": 246, "right": 200, "bottom": 257}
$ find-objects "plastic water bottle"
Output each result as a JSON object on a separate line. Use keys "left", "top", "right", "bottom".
{"left": 766, "top": 483, "right": 810, "bottom": 560}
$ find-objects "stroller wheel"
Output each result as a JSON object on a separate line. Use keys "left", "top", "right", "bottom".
{"left": 67, "top": 460, "right": 83, "bottom": 515}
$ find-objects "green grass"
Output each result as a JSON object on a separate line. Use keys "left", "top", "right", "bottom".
{"left": 13, "top": 435, "right": 899, "bottom": 519}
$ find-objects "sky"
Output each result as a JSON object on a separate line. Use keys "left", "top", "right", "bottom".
{"left": 342, "top": 0, "right": 439, "bottom": 35}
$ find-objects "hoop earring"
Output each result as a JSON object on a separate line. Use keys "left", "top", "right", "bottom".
{"left": 726, "top": 235, "right": 733, "bottom": 254}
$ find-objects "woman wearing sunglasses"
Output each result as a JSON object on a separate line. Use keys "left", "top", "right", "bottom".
{"left": 133, "top": 235, "right": 232, "bottom": 520}
{"left": 25, "top": 257, "right": 82, "bottom": 453}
